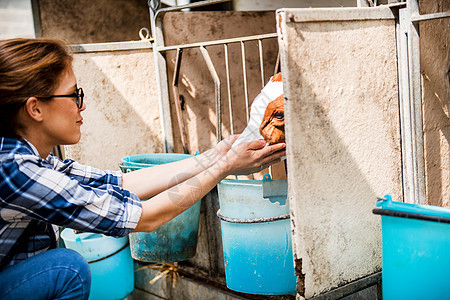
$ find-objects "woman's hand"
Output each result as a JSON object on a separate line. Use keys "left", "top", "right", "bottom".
{"left": 215, "top": 134, "right": 239, "bottom": 156}
{"left": 218, "top": 139, "right": 286, "bottom": 176}
{"left": 201, "top": 134, "right": 239, "bottom": 166}
{"left": 132, "top": 138, "right": 285, "bottom": 233}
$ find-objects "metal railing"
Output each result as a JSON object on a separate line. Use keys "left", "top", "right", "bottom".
{"left": 149, "top": 0, "right": 278, "bottom": 153}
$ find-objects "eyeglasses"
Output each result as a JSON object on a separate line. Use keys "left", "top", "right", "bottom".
{"left": 40, "top": 87, "right": 84, "bottom": 109}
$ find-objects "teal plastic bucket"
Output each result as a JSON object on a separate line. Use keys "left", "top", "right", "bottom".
{"left": 121, "top": 153, "right": 192, "bottom": 168}
{"left": 119, "top": 153, "right": 201, "bottom": 262}
{"left": 373, "top": 195, "right": 450, "bottom": 300}
{"left": 217, "top": 174, "right": 296, "bottom": 295}
{"left": 60, "top": 229, "right": 134, "bottom": 300}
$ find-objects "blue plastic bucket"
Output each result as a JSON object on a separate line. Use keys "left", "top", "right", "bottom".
{"left": 119, "top": 153, "right": 201, "bottom": 262}
{"left": 121, "top": 153, "right": 192, "bottom": 168}
{"left": 373, "top": 195, "right": 450, "bottom": 300}
{"left": 60, "top": 229, "right": 134, "bottom": 300}
{"left": 217, "top": 174, "right": 296, "bottom": 295}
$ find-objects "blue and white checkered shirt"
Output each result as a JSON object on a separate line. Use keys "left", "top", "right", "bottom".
{"left": 0, "top": 137, "right": 142, "bottom": 270}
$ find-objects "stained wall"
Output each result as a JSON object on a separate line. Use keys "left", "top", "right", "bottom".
{"left": 37, "top": 0, "right": 150, "bottom": 43}
{"left": 420, "top": 0, "right": 450, "bottom": 208}
{"left": 66, "top": 49, "right": 163, "bottom": 170}
{"left": 277, "top": 7, "right": 402, "bottom": 298}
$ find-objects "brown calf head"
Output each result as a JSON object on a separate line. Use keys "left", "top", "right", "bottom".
{"left": 259, "top": 95, "right": 285, "bottom": 145}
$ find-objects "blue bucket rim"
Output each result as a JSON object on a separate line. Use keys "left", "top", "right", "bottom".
{"left": 219, "top": 179, "right": 287, "bottom": 187}
{"left": 121, "top": 153, "right": 193, "bottom": 167}
{"left": 121, "top": 153, "right": 192, "bottom": 160}
{"left": 373, "top": 194, "right": 450, "bottom": 223}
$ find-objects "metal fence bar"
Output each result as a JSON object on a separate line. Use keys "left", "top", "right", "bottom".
{"left": 153, "top": 0, "right": 230, "bottom": 15}
{"left": 241, "top": 41, "right": 249, "bottom": 122}
{"left": 151, "top": 0, "right": 277, "bottom": 146}
{"left": 274, "top": 51, "right": 281, "bottom": 75}
{"left": 411, "top": 11, "right": 450, "bottom": 23}
{"left": 397, "top": 8, "right": 415, "bottom": 204}
{"left": 71, "top": 40, "right": 153, "bottom": 53}
{"left": 150, "top": 4, "right": 175, "bottom": 153}
{"left": 258, "top": 39, "right": 265, "bottom": 88}
{"left": 200, "top": 46, "right": 222, "bottom": 142}
{"left": 406, "top": 0, "right": 426, "bottom": 204}
{"left": 224, "top": 44, "right": 234, "bottom": 135}
{"left": 172, "top": 48, "right": 189, "bottom": 154}
{"left": 157, "top": 33, "right": 277, "bottom": 52}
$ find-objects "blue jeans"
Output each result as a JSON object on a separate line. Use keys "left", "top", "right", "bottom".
{"left": 0, "top": 248, "right": 91, "bottom": 299}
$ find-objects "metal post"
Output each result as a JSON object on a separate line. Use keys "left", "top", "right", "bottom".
{"left": 241, "top": 41, "right": 249, "bottom": 122}
{"left": 397, "top": 7, "right": 415, "bottom": 204}
{"left": 405, "top": 0, "right": 426, "bottom": 204}
{"left": 224, "top": 44, "right": 234, "bottom": 135}
{"left": 200, "top": 46, "right": 222, "bottom": 142}
{"left": 30, "top": 0, "right": 42, "bottom": 37}
{"left": 149, "top": 0, "right": 175, "bottom": 153}
{"left": 172, "top": 48, "right": 189, "bottom": 154}
{"left": 258, "top": 39, "right": 265, "bottom": 88}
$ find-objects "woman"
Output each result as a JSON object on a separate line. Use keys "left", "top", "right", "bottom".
{"left": 0, "top": 38, "right": 286, "bottom": 299}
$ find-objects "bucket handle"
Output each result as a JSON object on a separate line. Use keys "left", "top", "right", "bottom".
{"left": 217, "top": 209, "right": 290, "bottom": 223}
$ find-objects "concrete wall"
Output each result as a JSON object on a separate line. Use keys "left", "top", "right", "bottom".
{"left": 419, "top": 0, "right": 450, "bottom": 208}
{"left": 277, "top": 7, "right": 402, "bottom": 298}
{"left": 37, "top": 0, "right": 150, "bottom": 43}
{"left": 66, "top": 49, "right": 163, "bottom": 170}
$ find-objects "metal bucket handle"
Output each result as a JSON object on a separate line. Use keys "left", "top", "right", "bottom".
{"left": 217, "top": 209, "right": 290, "bottom": 224}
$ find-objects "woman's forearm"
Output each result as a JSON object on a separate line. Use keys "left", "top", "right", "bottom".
{"left": 131, "top": 139, "right": 286, "bottom": 233}
{"left": 122, "top": 147, "right": 223, "bottom": 200}
{"left": 132, "top": 159, "right": 230, "bottom": 232}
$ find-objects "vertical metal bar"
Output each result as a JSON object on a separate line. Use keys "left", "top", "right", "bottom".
{"left": 258, "top": 39, "right": 265, "bottom": 88}
{"left": 30, "top": 0, "right": 42, "bottom": 37}
{"left": 224, "top": 44, "right": 234, "bottom": 135}
{"left": 356, "top": 0, "right": 371, "bottom": 7}
{"left": 241, "top": 41, "right": 249, "bottom": 122}
{"left": 398, "top": 8, "right": 415, "bottom": 204}
{"left": 397, "top": 0, "right": 426, "bottom": 204}
{"left": 172, "top": 48, "right": 189, "bottom": 154}
{"left": 149, "top": 5, "right": 175, "bottom": 153}
{"left": 200, "top": 46, "right": 222, "bottom": 142}
{"left": 274, "top": 51, "right": 281, "bottom": 75}
{"left": 406, "top": 0, "right": 426, "bottom": 204}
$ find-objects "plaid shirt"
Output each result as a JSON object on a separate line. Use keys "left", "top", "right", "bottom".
{"left": 0, "top": 137, "right": 142, "bottom": 270}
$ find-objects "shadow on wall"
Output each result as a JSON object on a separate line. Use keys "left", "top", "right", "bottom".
{"left": 66, "top": 50, "right": 164, "bottom": 170}
{"left": 420, "top": 16, "right": 450, "bottom": 208}
{"left": 281, "top": 19, "right": 403, "bottom": 296}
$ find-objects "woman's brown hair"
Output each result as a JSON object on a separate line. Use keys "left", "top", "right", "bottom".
{"left": 0, "top": 38, "right": 73, "bottom": 138}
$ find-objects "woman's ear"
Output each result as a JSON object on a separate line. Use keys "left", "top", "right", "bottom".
{"left": 23, "top": 97, "right": 44, "bottom": 122}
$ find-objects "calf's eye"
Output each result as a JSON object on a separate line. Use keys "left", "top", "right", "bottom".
{"left": 274, "top": 112, "right": 284, "bottom": 119}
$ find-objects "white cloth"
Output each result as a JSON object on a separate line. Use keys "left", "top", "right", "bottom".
{"left": 232, "top": 78, "right": 283, "bottom": 148}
